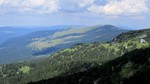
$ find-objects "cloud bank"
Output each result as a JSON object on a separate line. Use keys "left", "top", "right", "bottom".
{"left": 0, "top": 0, "right": 150, "bottom": 16}
{"left": 0, "top": 0, "right": 60, "bottom": 14}
{"left": 88, "top": 0, "right": 149, "bottom": 15}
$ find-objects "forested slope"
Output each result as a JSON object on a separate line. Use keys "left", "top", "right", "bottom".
{"left": 29, "top": 48, "right": 150, "bottom": 84}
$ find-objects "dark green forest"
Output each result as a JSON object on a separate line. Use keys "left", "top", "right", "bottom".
{"left": 0, "top": 29, "right": 150, "bottom": 84}
{"left": 29, "top": 48, "right": 150, "bottom": 84}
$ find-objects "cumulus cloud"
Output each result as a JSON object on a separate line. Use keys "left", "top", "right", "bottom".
{"left": 88, "top": 0, "right": 150, "bottom": 15}
{"left": 0, "top": 0, "right": 60, "bottom": 14}
{"left": 0, "top": 0, "right": 150, "bottom": 16}
{"left": 0, "top": 0, "right": 4, "bottom": 5}
{"left": 78, "top": 0, "right": 95, "bottom": 7}
{"left": 20, "top": 0, "right": 60, "bottom": 13}
{"left": 0, "top": 0, "right": 5, "bottom": 13}
{"left": 58, "top": 0, "right": 95, "bottom": 12}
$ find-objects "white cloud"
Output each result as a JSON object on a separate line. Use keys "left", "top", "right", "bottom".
{"left": 57, "top": 0, "right": 95, "bottom": 12}
{"left": 20, "top": 0, "right": 60, "bottom": 14}
{"left": 0, "top": 0, "right": 5, "bottom": 13}
{"left": 0, "top": 0, "right": 4, "bottom": 5}
{"left": 78, "top": 0, "right": 95, "bottom": 7}
{"left": 88, "top": 0, "right": 150, "bottom": 15}
{"left": 22, "top": 0, "right": 46, "bottom": 7}
{"left": 0, "top": 0, "right": 150, "bottom": 15}
{"left": 0, "top": 0, "right": 60, "bottom": 14}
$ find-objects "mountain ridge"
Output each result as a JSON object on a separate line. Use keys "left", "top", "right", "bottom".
{"left": 0, "top": 25, "right": 127, "bottom": 64}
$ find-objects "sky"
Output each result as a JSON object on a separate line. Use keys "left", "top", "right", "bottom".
{"left": 0, "top": 0, "right": 150, "bottom": 29}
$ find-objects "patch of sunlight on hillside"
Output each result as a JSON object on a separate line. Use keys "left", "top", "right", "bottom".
{"left": 27, "top": 26, "right": 101, "bottom": 50}
{"left": 19, "top": 66, "right": 30, "bottom": 74}
{"left": 28, "top": 35, "right": 84, "bottom": 50}
{"left": 52, "top": 26, "right": 97, "bottom": 38}
{"left": 28, "top": 41, "right": 51, "bottom": 50}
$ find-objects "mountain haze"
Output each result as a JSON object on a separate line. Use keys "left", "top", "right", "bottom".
{"left": 0, "top": 25, "right": 76, "bottom": 43}
{"left": 0, "top": 25, "right": 127, "bottom": 63}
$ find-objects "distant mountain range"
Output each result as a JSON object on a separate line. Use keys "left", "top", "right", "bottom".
{"left": 0, "top": 25, "right": 79, "bottom": 43}
{"left": 0, "top": 25, "right": 127, "bottom": 63}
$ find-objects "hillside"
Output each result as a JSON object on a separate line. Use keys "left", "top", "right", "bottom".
{"left": 0, "top": 27, "right": 36, "bottom": 43}
{"left": 0, "top": 25, "right": 126, "bottom": 63}
{"left": 113, "top": 28, "right": 150, "bottom": 42}
{"left": 0, "top": 28, "right": 149, "bottom": 84}
{"left": 29, "top": 48, "right": 150, "bottom": 84}
{"left": 0, "top": 25, "right": 79, "bottom": 43}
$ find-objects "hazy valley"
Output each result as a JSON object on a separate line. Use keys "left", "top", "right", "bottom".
{"left": 0, "top": 25, "right": 127, "bottom": 63}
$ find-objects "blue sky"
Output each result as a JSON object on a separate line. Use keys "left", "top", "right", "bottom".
{"left": 0, "top": 0, "right": 150, "bottom": 29}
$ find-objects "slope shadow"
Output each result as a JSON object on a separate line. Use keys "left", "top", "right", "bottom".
{"left": 28, "top": 48, "right": 150, "bottom": 84}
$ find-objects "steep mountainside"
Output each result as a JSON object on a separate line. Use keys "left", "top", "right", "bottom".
{"left": 113, "top": 28, "right": 150, "bottom": 42}
{"left": 29, "top": 48, "right": 150, "bottom": 84}
{"left": 0, "top": 25, "right": 126, "bottom": 63}
{"left": 0, "top": 28, "right": 149, "bottom": 84}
